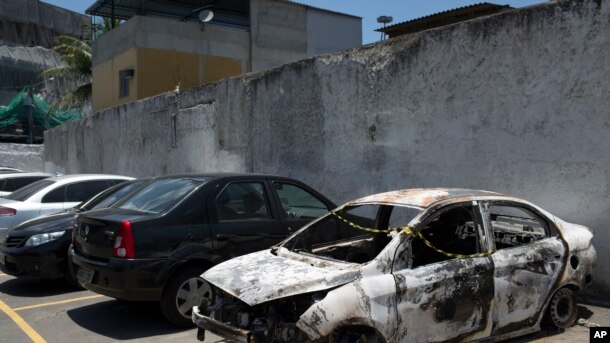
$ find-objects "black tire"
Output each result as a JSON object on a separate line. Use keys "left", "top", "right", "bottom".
{"left": 160, "top": 267, "right": 212, "bottom": 327}
{"left": 543, "top": 287, "right": 577, "bottom": 329}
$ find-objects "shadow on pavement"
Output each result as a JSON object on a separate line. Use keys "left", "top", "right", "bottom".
{"left": 0, "top": 277, "right": 80, "bottom": 297}
{"left": 67, "top": 299, "right": 191, "bottom": 340}
{"left": 578, "top": 305, "right": 595, "bottom": 320}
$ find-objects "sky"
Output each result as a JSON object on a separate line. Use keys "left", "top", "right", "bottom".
{"left": 43, "top": 0, "right": 544, "bottom": 44}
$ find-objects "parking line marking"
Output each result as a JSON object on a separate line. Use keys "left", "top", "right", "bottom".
{"left": 12, "top": 295, "right": 104, "bottom": 312}
{"left": 0, "top": 299, "right": 46, "bottom": 343}
{"left": 0, "top": 273, "right": 7, "bottom": 276}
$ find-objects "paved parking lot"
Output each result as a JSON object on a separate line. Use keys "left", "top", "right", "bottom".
{"left": 0, "top": 273, "right": 222, "bottom": 342}
{"left": 1, "top": 272, "right": 607, "bottom": 342}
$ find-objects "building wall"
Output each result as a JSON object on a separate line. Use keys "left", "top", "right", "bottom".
{"left": 92, "top": 48, "right": 138, "bottom": 111}
{"left": 45, "top": 1, "right": 610, "bottom": 292}
{"left": 249, "top": 0, "right": 362, "bottom": 72}
{"left": 0, "top": 143, "right": 44, "bottom": 171}
{"left": 250, "top": 0, "right": 308, "bottom": 72}
{"left": 137, "top": 48, "right": 200, "bottom": 99}
{"left": 90, "top": 2, "right": 361, "bottom": 112}
{"left": 202, "top": 55, "right": 243, "bottom": 84}
{"left": 0, "top": 0, "right": 88, "bottom": 105}
{"left": 91, "top": 16, "right": 250, "bottom": 112}
{"left": 306, "top": 9, "right": 362, "bottom": 56}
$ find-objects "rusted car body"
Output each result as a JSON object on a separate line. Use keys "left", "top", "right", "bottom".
{"left": 193, "top": 188, "right": 596, "bottom": 342}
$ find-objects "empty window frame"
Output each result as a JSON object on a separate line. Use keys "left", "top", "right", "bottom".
{"left": 411, "top": 205, "right": 481, "bottom": 268}
{"left": 488, "top": 204, "right": 549, "bottom": 249}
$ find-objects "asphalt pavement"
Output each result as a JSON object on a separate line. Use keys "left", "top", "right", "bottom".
{"left": 0, "top": 272, "right": 607, "bottom": 342}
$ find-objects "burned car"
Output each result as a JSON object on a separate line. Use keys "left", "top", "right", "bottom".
{"left": 193, "top": 188, "right": 596, "bottom": 342}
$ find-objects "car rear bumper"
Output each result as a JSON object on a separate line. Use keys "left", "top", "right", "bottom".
{"left": 0, "top": 239, "right": 68, "bottom": 279}
{"left": 69, "top": 246, "right": 166, "bottom": 301}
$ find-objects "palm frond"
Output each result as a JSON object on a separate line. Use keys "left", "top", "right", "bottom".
{"left": 40, "top": 65, "right": 69, "bottom": 78}
{"left": 42, "top": 19, "right": 122, "bottom": 110}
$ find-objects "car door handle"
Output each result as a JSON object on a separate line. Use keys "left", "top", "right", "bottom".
{"left": 216, "top": 234, "right": 231, "bottom": 241}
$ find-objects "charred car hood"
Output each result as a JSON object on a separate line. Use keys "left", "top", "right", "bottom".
{"left": 203, "top": 249, "right": 361, "bottom": 306}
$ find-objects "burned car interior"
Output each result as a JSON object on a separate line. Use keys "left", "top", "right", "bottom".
{"left": 282, "top": 204, "right": 421, "bottom": 264}
{"left": 411, "top": 205, "right": 481, "bottom": 267}
{"left": 487, "top": 204, "right": 550, "bottom": 249}
{"left": 283, "top": 203, "right": 490, "bottom": 267}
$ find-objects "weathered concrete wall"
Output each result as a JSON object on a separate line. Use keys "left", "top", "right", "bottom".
{"left": 0, "top": 143, "right": 44, "bottom": 171}
{"left": 45, "top": 0, "right": 610, "bottom": 291}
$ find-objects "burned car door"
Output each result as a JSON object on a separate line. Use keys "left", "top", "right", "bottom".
{"left": 481, "top": 201, "right": 566, "bottom": 335}
{"left": 392, "top": 203, "right": 494, "bottom": 342}
{"left": 208, "top": 181, "right": 285, "bottom": 260}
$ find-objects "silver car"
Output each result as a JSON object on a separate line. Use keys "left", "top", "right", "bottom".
{"left": 0, "top": 172, "right": 54, "bottom": 197}
{"left": 194, "top": 188, "right": 596, "bottom": 343}
{"left": 0, "top": 174, "right": 133, "bottom": 243}
{"left": 0, "top": 167, "right": 23, "bottom": 173}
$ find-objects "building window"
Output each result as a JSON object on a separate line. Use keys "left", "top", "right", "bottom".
{"left": 119, "top": 68, "right": 134, "bottom": 98}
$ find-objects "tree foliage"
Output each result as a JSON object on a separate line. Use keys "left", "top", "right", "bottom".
{"left": 41, "top": 18, "right": 120, "bottom": 109}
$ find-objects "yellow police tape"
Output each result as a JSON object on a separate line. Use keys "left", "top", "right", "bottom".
{"left": 330, "top": 211, "right": 494, "bottom": 259}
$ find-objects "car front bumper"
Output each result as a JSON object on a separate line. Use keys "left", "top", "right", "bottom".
{"left": 192, "top": 305, "right": 252, "bottom": 343}
{"left": 69, "top": 246, "right": 167, "bottom": 302}
{"left": 0, "top": 236, "right": 69, "bottom": 279}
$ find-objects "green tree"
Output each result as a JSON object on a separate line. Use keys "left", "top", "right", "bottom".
{"left": 41, "top": 18, "right": 120, "bottom": 109}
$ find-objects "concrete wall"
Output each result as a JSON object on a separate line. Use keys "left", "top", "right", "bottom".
{"left": 0, "top": 143, "right": 44, "bottom": 171}
{"left": 45, "top": 0, "right": 610, "bottom": 291}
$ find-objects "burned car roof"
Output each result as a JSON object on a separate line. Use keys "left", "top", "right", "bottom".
{"left": 349, "top": 188, "right": 502, "bottom": 208}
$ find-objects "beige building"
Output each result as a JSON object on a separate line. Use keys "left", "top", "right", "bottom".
{"left": 88, "top": 0, "right": 362, "bottom": 112}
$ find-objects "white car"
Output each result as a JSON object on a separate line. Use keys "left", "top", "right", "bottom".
{"left": 0, "top": 172, "right": 54, "bottom": 197}
{"left": 194, "top": 188, "right": 596, "bottom": 343}
{"left": 0, "top": 174, "right": 133, "bottom": 243}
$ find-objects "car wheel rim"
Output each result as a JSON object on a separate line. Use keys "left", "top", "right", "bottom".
{"left": 550, "top": 289, "right": 574, "bottom": 327}
{"left": 175, "top": 277, "right": 212, "bottom": 319}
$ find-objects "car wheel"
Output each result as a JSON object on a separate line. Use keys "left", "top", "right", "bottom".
{"left": 160, "top": 267, "right": 212, "bottom": 327}
{"left": 544, "top": 287, "right": 577, "bottom": 329}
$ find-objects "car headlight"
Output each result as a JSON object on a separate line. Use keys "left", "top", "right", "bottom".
{"left": 24, "top": 231, "right": 66, "bottom": 247}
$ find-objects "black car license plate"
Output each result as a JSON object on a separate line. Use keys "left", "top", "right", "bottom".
{"left": 77, "top": 268, "right": 94, "bottom": 283}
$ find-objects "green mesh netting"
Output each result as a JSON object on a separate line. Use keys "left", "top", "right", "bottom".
{"left": 0, "top": 88, "right": 84, "bottom": 130}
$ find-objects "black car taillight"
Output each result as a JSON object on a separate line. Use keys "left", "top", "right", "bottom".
{"left": 112, "top": 220, "right": 135, "bottom": 258}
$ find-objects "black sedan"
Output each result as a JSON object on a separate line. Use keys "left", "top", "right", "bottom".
{"left": 70, "top": 173, "right": 335, "bottom": 326}
{"left": 0, "top": 180, "right": 145, "bottom": 285}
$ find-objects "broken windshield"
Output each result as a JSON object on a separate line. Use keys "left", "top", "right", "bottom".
{"left": 281, "top": 204, "right": 421, "bottom": 264}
